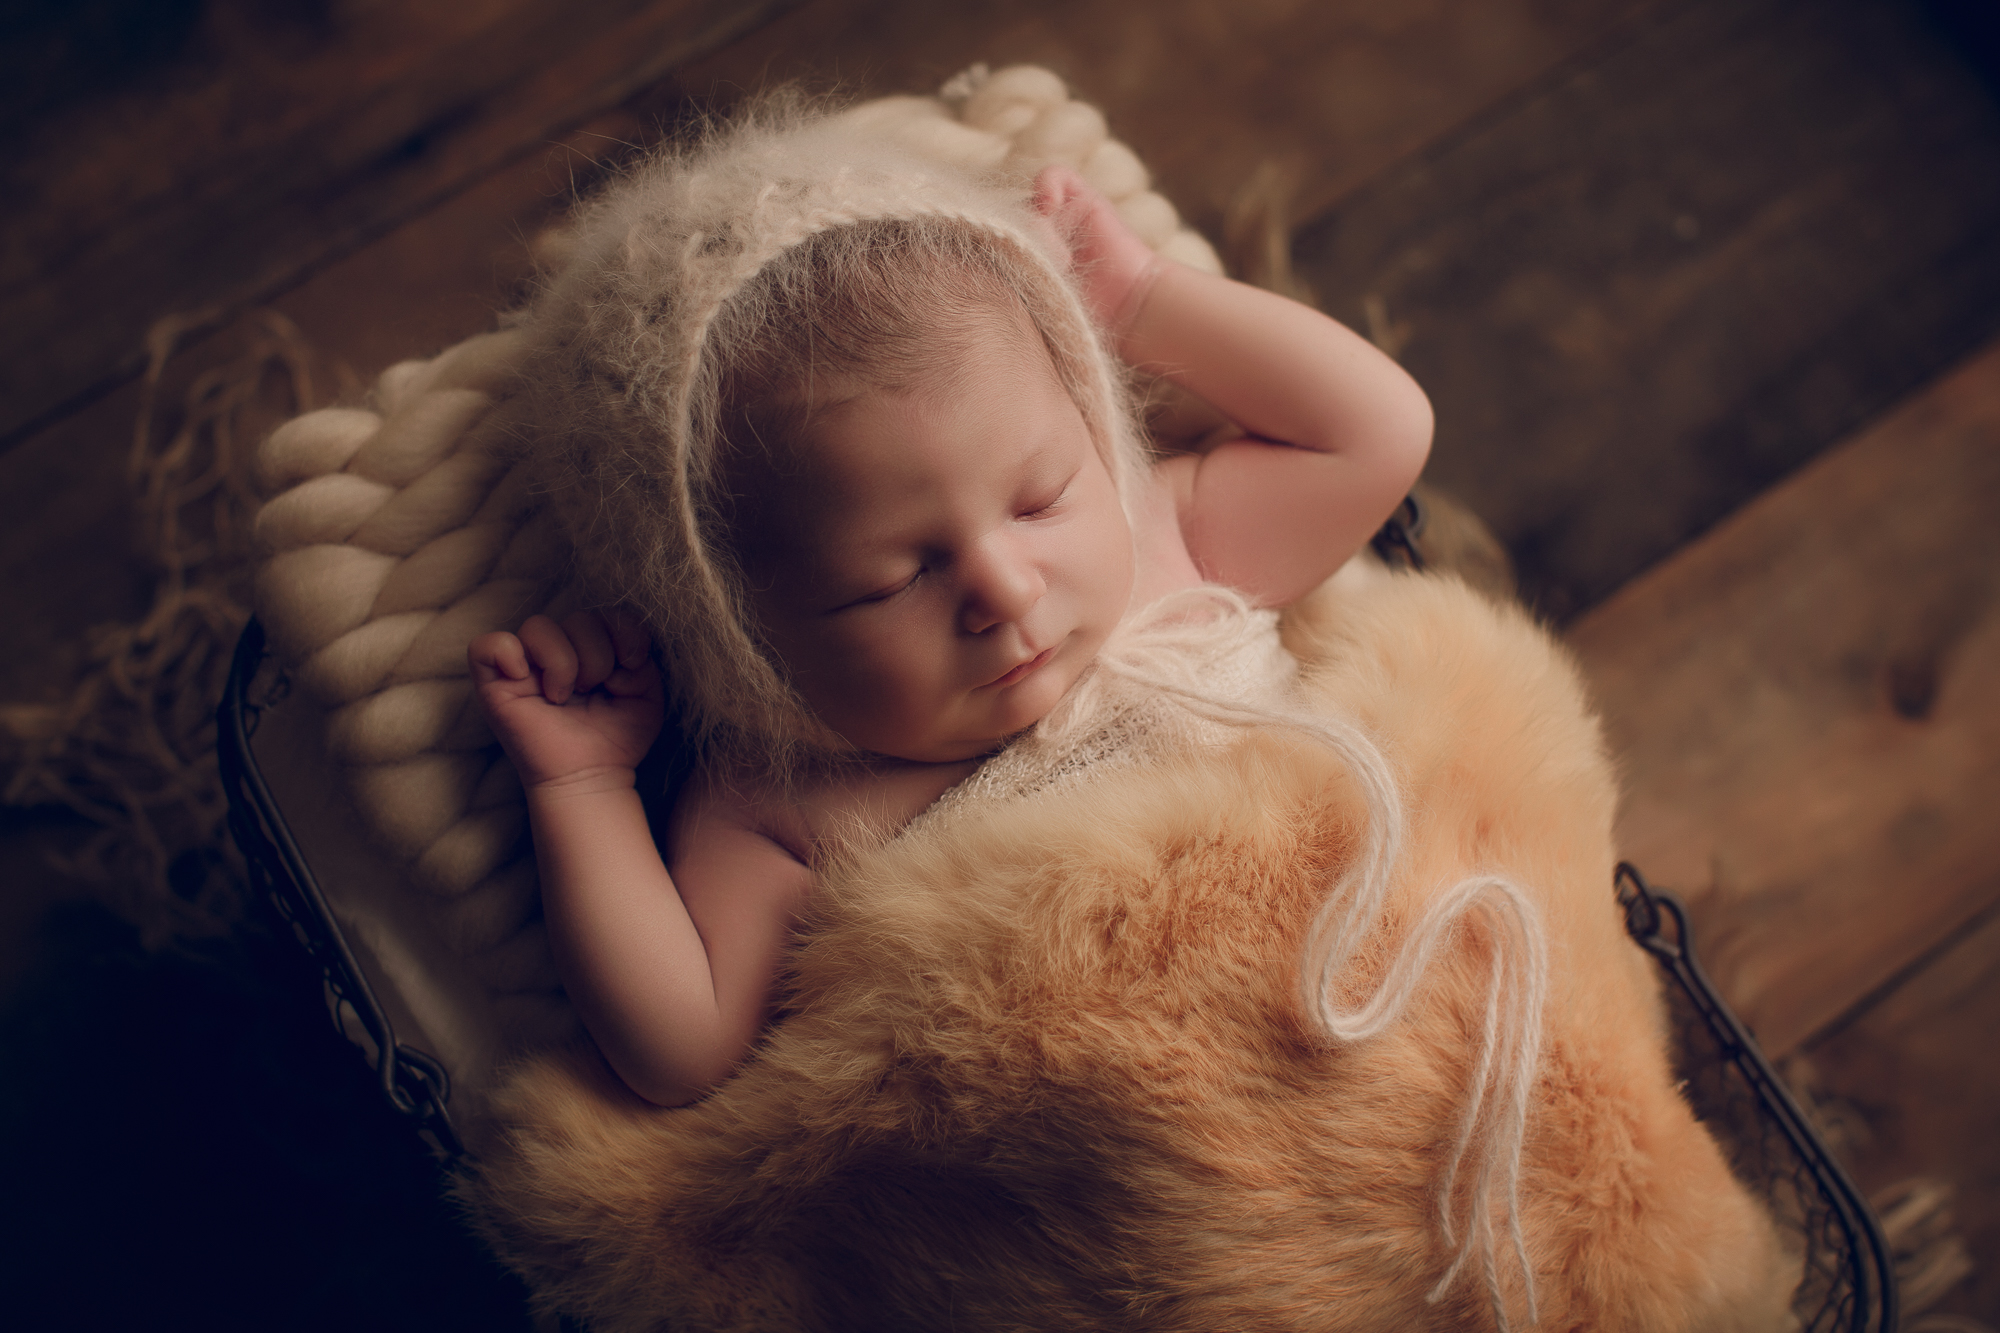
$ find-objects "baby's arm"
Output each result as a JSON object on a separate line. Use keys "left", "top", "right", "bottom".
{"left": 1036, "top": 168, "right": 1433, "bottom": 606}
{"left": 470, "top": 614, "right": 810, "bottom": 1107}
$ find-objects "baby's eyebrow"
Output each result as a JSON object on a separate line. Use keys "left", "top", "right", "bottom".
{"left": 801, "top": 523, "right": 914, "bottom": 582}
{"left": 1013, "top": 436, "right": 1083, "bottom": 490}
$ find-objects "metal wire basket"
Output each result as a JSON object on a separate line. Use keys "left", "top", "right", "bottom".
{"left": 216, "top": 619, "right": 1898, "bottom": 1326}
{"left": 1616, "top": 863, "right": 1897, "bottom": 1331}
{"left": 218, "top": 619, "right": 463, "bottom": 1158}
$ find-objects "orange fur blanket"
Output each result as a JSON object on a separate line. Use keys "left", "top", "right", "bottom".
{"left": 459, "top": 571, "right": 1797, "bottom": 1331}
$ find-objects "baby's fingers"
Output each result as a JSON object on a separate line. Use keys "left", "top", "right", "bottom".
{"left": 467, "top": 631, "right": 529, "bottom": 685}
{"left": 1031, "top": 165, "right": 1158, "bottom": 335}
{"left": 562, "top": 611, "right": 618, "bottom": 694}
{"left": 517, "top": 615, "right": 580, "bottom": 704}
{"left": 605, "top": 608, "right": 654, "bottom": 671}
{"left": 1032, "top": 164, "right": 1087, "bottom": 221}
{"left": 603, "top": 654, "right": 664, "bottom": 704}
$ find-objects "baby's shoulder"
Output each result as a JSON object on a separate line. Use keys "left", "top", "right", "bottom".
{"left": 1131, "top": 452, "right": 1206, "bottom": 604}
{"left": 668, "top": 761, "right": 812, "bottom": 867}
{"left": 669, "top": 753, "right": 981, "bottom": 868}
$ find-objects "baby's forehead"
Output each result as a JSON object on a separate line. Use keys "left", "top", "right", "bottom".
{"left": 833, "top": 294, "right": 1054, "bottom": 400}
{"left": 767, "top": 306, "right": 1067, "bottom": 464}
{"left": 728, "top": 341, "right": 1090, "bottom": 551}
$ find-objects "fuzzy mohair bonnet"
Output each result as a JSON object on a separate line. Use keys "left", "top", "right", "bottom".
{"left": 519, "top": 101, "right": 1148, "bottom": 764}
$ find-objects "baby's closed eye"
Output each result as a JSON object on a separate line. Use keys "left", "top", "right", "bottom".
{"left": 828, "top": 567, "right": 925, "bottom": 614}
{"left": 1017, "top": 491, "right": 1066, "bottom": 520}
{"left": 1015, "top": 469, "right": 1079, "bottom": 520}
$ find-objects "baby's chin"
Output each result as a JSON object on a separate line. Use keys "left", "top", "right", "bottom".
{"left": 860, "top": 724, "right": 1033, "bottom": 766}
{"left": 849, "top": 708, "right": 1052, "bottom": 766}
{"left": 836, "top": 653, "right": 1091, "bottom": 764}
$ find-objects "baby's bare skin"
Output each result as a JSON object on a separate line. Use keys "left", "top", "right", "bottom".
{"left": 681, "top": 456, "right": 1205, "bottom": 866}
{"left": 471, "top": 167, "right": 1432, "bottom": 1107}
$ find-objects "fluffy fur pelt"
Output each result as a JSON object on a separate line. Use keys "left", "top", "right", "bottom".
{"left": 459, "top": 571, "right": 1799, "bottom": 1332}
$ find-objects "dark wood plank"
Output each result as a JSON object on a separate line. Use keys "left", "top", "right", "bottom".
{"left": 1568, "top": 336, "right": 2000, "bottom": 1058}
{"left": 1798, "top": 905, "right": 2000, "bottom": 1323}
{"left": 0, "top": 0, "right": 1650, "bottom": 704}
{"left": 1293, "top": 0, "right": 2000, "bottom": 620}
{"left": 664, "top": 0, "right": 1654, "bottom": 261}
{"left": 0, "top": 0, "right": 800, "bottom": 451}
{"left": 3, "top": 0, "right": 1644, "bottom": 453}
{"left": 0, "top": 100, "right": 651, "bottom": 707}
{"left": 0, "top": 386, "right": 153, "bottom": 707}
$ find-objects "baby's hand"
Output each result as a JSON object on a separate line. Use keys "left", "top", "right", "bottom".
{"left": 469, "top": 611, "right": 665, "bottom": 791}
{"left": 1032, "top": 165, "right": 1163, "bottom": 342}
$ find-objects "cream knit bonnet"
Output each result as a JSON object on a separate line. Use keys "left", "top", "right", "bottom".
{"left": 518, "top": 95, "right": 1153, "bottom": 765}
{"left": 243, "top": 67, "right": 1220, "bottom": 1080}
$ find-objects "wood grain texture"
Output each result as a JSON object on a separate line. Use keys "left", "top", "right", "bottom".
{"left": 1568, "top": 336, "right": 2000, "bottom": 1059}
{"left": 665, "top": 0, "right": 1654, "bottom": 266}
{"left": 1800, "top": 904, "right": 2000, "bottom": 1322}
{"left": 1294, "top": 0, "right": 2000, "bottom": 619}
{"left": 0, "top": 0, "right": 1650, "bottom": 703}
{"left": 0, "top": 103, "right": 652, "bottom": 708}
{"left": 8, "top": 4, "right": 2000, "bottom": 1323}
{"left": 0, "top": 0, "right": 799, "bottom": 451}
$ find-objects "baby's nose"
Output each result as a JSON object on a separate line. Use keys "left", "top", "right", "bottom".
{"left": 959, "top": 540, "right": 1045, "bottom": 634}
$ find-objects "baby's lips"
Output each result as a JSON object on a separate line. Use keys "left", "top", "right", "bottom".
{"left": 984, "top": 645, "right": 1055, "bottom": 689}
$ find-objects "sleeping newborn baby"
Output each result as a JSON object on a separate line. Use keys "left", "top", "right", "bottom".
{"left": 461, "top": 93, "right": 1794, "bottom": 1331}
{"left": 468, "top": 123, "right": 1430, "bottom": 1111}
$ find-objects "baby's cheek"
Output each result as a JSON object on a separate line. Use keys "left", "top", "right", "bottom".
{"left": 800, "top": 627, "right": 921, "bottom": 734}
{"left": 1072, "top": 504, "right": 1137, "bottom": 610}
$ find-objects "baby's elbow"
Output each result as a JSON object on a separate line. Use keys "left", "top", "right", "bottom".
{"left": 1345, "top": 382, "right": 1432, "bottom": 537}
{"left": 624, "top": 1060, "right": 727, "bottom": 1109}
{"left": 606, "top": 1030, "right": 744, "bottom": 1109}
{"left": 1383, "top": 379, "right": 1434, "bottom": 494}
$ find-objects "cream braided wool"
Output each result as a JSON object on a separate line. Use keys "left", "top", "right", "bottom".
{"left": 249, "top": 66, "right": 1221, "bottom": 1044}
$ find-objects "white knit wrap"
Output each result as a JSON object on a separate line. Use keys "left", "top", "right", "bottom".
{"left": 908, "top": 587, "right": 1299, "bottom": 834}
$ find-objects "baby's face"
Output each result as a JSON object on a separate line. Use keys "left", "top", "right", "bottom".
{"left": 731, "top": 310, "right": 1134, "bottom": 763}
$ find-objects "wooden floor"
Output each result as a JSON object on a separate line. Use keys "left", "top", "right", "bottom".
{"left": 3, "top": 0, "right": 1998, "bottom": 1327}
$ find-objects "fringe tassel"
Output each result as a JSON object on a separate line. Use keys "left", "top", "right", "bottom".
{"left": 1084, "top": 586, "right": 1550, "bottom": 1328}
{"left": 0, "top": 310, "right": 328, "bottom": 945}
